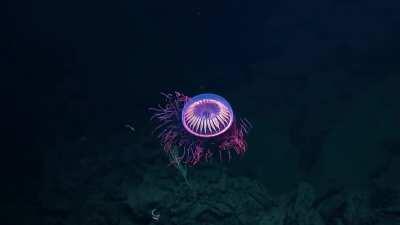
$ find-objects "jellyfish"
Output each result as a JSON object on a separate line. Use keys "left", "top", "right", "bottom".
{"left": 150, "top": 92, "right": 251, "bottom": 166}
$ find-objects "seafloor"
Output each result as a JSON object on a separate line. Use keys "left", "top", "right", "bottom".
{"left": 39, "top": 136, "right": 399, "bottom": 225}
{"left": 36, "top": 76, "right": 400, "bottom": 225}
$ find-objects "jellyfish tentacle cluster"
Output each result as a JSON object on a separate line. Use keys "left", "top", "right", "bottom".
{"left": 150, "top": 92, "right": 251, "bottom": 166}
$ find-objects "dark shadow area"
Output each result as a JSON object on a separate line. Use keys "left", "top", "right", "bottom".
{"left": 4, "top": 0, "right": 400, "bottom": 224}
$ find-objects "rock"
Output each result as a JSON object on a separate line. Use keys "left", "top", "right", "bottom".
{"left": 77, "top": 203, "right": 121, "bottom": 225}
{"left": 258, "top": 208, "right": 284, "bottom": 225}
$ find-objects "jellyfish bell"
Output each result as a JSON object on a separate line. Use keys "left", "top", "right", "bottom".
{"left": 181, "top": 93, "right": 234, "bottom": 138}
{"left": 150, "top": 92, "right": 251, "bottom": 165}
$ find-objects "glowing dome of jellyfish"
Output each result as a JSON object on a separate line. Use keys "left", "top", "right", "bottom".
{"left": 181, "top": 93, "right": 234, "bottom": 138}
{"left": 150, "top": 92, "right": 250, "bottom": 165}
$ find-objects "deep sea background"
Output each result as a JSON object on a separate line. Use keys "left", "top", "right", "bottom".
{"left": 5, "top": 0, "right": 400, "bottom": 224}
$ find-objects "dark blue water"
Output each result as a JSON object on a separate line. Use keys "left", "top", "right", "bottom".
{"left": 5, "top": 0, "right": 400, "bottom": 224}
